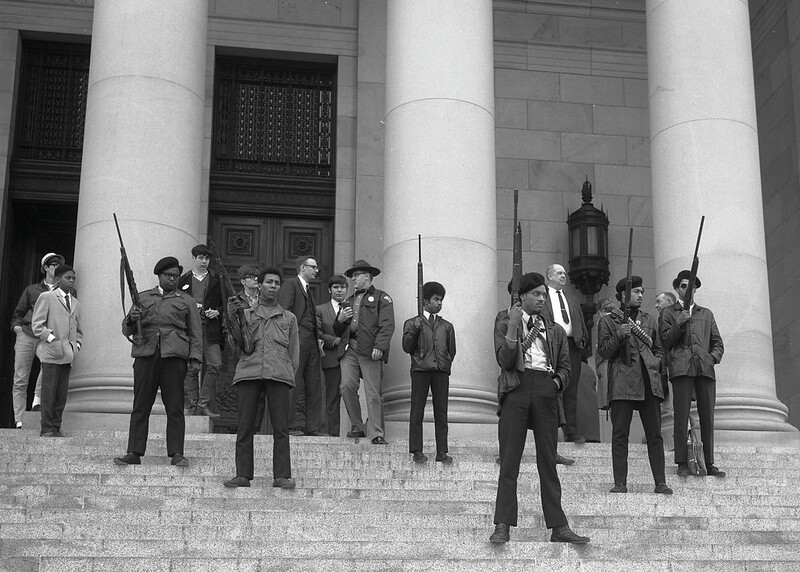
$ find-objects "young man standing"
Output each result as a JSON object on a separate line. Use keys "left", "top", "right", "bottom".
{"left": 402, "top": 281, "right": 456, "bottom": 464}
{"left": 31, "top": 264, "right": 82, "bottom": 437}
{"left": 597, "top": 277, "right": 672, "bottom": 495}
{"left": 224, "top": 267, "right": 299, "bottom": 489}
{"left": 10, "top": 252, "right": 65, "bottom": 427}
{"left": 316, "top": 274, "right": 349, "bottom": 436}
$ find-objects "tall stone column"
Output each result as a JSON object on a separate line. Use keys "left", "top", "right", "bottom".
{"left": 68, "top": 0, "right": 208, "bottom": 413}
{"left": 647, "top": 0, "right": 798, "bottom": 442}
{"left": 382, "top": 0, "right": 498, "bottom": 425}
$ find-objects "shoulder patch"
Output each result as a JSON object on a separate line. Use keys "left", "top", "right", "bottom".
{"left": 383, "top": 295, "right": 392, "bottom": 303}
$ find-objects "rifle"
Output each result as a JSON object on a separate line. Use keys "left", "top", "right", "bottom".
{"left": 417, "top": 234, "right": 424, "bottom": 316}
{"left": 113, "top": 214, "right": 143, "bottom": 345}
{"left": 682, "top": 216, "right": 705, "bottom": 346}
{"left": 621, "top": 228, "right": 634, "bottom": 366}
{"left": 207, "top": 237, "right": 254, "bottom": 356}
{"left": 511, "top": 189, "right": 522, "bottom": 305}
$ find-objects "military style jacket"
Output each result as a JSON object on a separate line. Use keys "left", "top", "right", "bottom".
{"left": 333, "top": 285, "right": 395, "bottom": 363}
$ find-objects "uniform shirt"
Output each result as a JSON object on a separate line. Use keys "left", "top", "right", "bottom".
{"left": 547, "top": 287, "right": 574, "bottom": 338}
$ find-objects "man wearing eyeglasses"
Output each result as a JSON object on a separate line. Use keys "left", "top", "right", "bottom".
{"left": 660, "top": 270, "right": 725, "bottom": 478}
{"left": 113, "top": 256, "right": 202, "bottom": 468}
{"left": 277, "top": 255, "right": 326, "bottom": 436}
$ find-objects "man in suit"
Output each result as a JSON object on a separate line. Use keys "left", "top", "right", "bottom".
{"left": 542, "top": 263, "right": 589, "bottom": 443}
{"left": 316, "top": 274, "right": 348, "bottom": 436}
{"left": 30, "top": 264, "right": 82, "bottom": 437}
{"left": 277, "top": 255, "right": 325, "bottom": 436}
{"left": 489, "top": 272, "right": 589, "bottom": 545}
{"left": 178, "top": 244, "right": 223, "bottom": 418}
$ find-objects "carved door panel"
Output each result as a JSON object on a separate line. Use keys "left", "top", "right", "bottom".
{"left": 273, "top": 218, "right": 332, "bottom": 303}
{"left": 209, "top": 217, "right": 270, "bottom": 281}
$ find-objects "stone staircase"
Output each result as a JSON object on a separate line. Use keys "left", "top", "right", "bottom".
{"left": 1, "top": 429, "right": 799, "bottom": 571}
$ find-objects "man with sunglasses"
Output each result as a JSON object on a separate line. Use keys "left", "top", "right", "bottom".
{"left": 660, "top": 270, "right": 725, "bottom": 478}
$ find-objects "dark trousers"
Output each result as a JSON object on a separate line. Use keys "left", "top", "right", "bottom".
{"left": 126, "top": 349, "right": 187, "bottom": 457}
{"left": 562, "top": 337, "right": 582, "bottom": 438}
{"left": 408, "top": 370, "right": 450, "bottom": 454}
{"left": 610, "top": 382, "right": 665, "bottom": 485}
{"left": 672, "top": 375, "right": 716, "bottom": 466}
{"left": 289, "top": 333, "right": 322, "bottom": 433}
{"left": 323, "top": 365, "right": 342, "bottom": 436}
{"left": 40, "top": 363, "right": 71, "bottom": 435}
{"left": 494, "top": 369, "right": 567, "bottom": 529}
{"left": 235, "top": 378, "right": 291, "bottom": 480}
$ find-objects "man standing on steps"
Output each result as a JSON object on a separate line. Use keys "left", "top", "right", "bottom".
{"left": 316, "top": 274, "right": 349, "bottom": 436}
{"left": 489, "top": 272, "right": 589, "bottom": 545}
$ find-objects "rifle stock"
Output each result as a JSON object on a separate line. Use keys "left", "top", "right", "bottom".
{"left": 113, "top": 214, "right": 143, "bottom": 345}
{"left": 622, "top": 227, "right": 634, "bottom": 366}
{"left": 417, "top": 234, "right": 424, "bottom": 316}
{"left": 511, "top": 190, "right": 522, "bottom": 305}
{"left": 207, "top": 237, "right": 254, "bottom": 356}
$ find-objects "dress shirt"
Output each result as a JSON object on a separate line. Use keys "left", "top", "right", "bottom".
{"left": 522, "top": 311, "right": 549, "bottom": 371}
{"left": 548, "top": 287, "right": 574, "bottom": 338}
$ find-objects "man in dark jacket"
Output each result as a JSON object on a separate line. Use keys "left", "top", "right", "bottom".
{"left": 489, "top": 272, "right": 589, "bottom": 545}
{"left": 178, "top": 244, "right": 223, "bottom": 417}
{"left": 402, "top": 281, "right": 456, "bottom": 464}
{"left": 333, "top": 259, "right": 395, "bottom": 445}
{"left": 597, "top": 277, "right": 672, "bottom": 495}
{"left": 660, "top": 270, "right": 725, "bottom": 478}
{"left": 114, "top": 257, "right": 202, "bottom": 467}
{"left": 316, "top": 274, "right": 349, "bottom": 436}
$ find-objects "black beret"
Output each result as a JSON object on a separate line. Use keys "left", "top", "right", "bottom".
{"left": 519, "top": 272, "right": 546, "bottom": 296}
{"left": 615, "top": 276, "right": 643, "bottom": 293}
{"left": 153, "top": 256, "right": 182, "bottom": 275}
{"left": 675, "top": 269, "right": 701, "bottom": 288}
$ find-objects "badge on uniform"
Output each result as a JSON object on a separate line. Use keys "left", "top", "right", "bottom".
{"left": 368, "top": 296, "right": 375, "bottom": 302}
{"left": 383, "top": 295, "right": 392, "bottom": 303}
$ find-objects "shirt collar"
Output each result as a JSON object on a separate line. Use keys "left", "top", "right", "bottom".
{"left": 298, "top": 275, "right": 309, "bottom": 291}
{"left": 192, "top": 270, "right": 208, "bottom": 280}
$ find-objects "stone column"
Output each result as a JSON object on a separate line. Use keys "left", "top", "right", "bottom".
{"left": 382, "top": 0, "right": 499, "bottom": 425}
{"left": 68, "top": 0, "right": 208, "bottom": 413}
{"left": 647, "top": 0, "right": 798, "bottom": 442}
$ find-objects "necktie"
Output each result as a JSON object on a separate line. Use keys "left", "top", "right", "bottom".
{"left": 64, "top": 294, "right": 71, "bottom": 312}
{"left": 429, "top": 314, "right": 435, "bottom": 327}
{"left": 557, "top": 290, "right": 570, "bottom": 324}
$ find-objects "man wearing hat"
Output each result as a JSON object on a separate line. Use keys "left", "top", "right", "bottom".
{"left": 597, "top": 277, "right": 672, "bottom": 495}
{"left": 660, "top": 270, "right": 725, "bottom": 478}
{"left": 333, "top": 260, "right": 395, "bottom": 444}
{"left": 9, "top": 252, "right": 67, "bottom": 428}
{"left": 490, "top": 272, "right": 589, "bottom": 545}
{"left": 114, "top": 256, "right": 202, "bottom": 467}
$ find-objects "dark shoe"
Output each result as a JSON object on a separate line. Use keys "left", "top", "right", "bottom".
{"left": 113, "top": 453, "right": 141, "bottom": 465}
{"left": 223, "top": 476, "right": 251, "bottom": 488}
{"left": 435, "top": 452, "right": 453, "bottom": 464}
{"left": 412, "top": 451, "right": 428, "bottom": 463}
{"left": 55, "top": 431, "right": 67, "bottom": 438}
{"left": 555, "top": 453, "right": 575, "bottom": 465}
{"left": 196, "top": 406, "right": 220, "bottom": 418}
{"left": 654, "top": 483, "right": 674, "bottom": 494}
{"left": 706, "top": 465, "right": 726, "bottom": 478}
{"left": 273, "top": 477, "right": 296, "bottom": 489}
{"left": 170, "top": 453, "right": 189, "bottom": 467}
{"left": 609, "top": 483, "right": 627, "bottom": 493}
{"left": 31, "top": 404, "right": 41, "bottom": 412}
{"left": 346, "top": 428, "right": 366, "bottom": 438}
{"left": 565, "top": 434, "right": 586, "bottom": 444}
{"left": 550, "top": 525, "right": 590, "bottom": 544}
{"left": 489, "top": 523, "right": 510, "bottom": 543}
{"left": 371, "top": 436, "right": 388, "bottom": 445}
{"left": 304, "top": 430, "right": 328, "bottom": 437}
{"left": 676, "top": 463, "right": 691, "bottom": 478}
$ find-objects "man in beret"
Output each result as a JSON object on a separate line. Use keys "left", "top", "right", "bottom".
{"left": 660, "top": 270, "right": 725, "bottom": 478}
{"left": 114, "top": 256, "right": 202, "bottom": 467}
{"left": 490, "top": 272, "right": 589, "bottom": 545}
{"left": 597, "top": 277, "right": 672, "bottom": 495}
{"left": 333, "top": 260, "right": 395, "bottom": 444}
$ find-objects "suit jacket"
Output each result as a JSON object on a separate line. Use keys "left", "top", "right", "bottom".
{"left": 542, "top": 286, "right": 587, "bottom": 348}
{"left": 316, "top": 301, "right": 341, "bottom": 370}
{"left": 31, "top": 289, "right": 82, "bottom": 365}
{"left": 178, "top": 270, "right": 223, "bottom": 346}
{"left": 278, "top": 276, "right": 319, "bottom": 340}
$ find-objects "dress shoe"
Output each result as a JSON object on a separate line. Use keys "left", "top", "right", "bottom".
{"left": 371, "top": 436, "right": 388, "bottom": 445}
{"left": 654, "top": 483, "right": 674, "bottom": 494}
{"left": 676, "top": 463, "right": 691, "bottom": 478}
{"left": 609, "top": 483, "right": 627, "bottom": 493}
{"left": 346, "top": 428, "right": 366, "bottom": 438}
{"left": 304, "top": 430, "right": 328, "bottom": 437}
{"left": 196, "top": 406, "right": 220, "bottom": 418}
{"left": 550, "top": 525, "right": 590, "bottom": 544}
{"left": 412, "top": 451, "right": 428, "bottom": 463}
{"left": 273, "top": 477, "right": 296, "bottom": 489}
{"left": 435, "top": 452, "right": 453, "bottom": 464}
{"left": 170, "top": 453, "right": 189, "bottom": 467}
{"left": 113, "top": 452, "right": 141, "bottom": 465}
{"left": 555, "top": 453, "right": 575, "bottom": 465}
{"left": 706, "top": 465, "right": 726, "bottom": 478}
{"left": 565, "top": 434, "right": 586, "bottom": 444}
{"left": 54, "top": 430, "right": 67, "bottom": 437}
{"left": 223, "top": 476, "right": 251, "bottom": 488}
{"left": 489, "top": 523, "right": 510, "bottom": 543}
{"left": 31, "top": 403, "right": 41, "bottom": 412}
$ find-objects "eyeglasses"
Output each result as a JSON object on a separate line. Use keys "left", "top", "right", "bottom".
{"left": 161, "top": 273, "right": 180, "bottom": 280}
{"left": 304, "top": 264, "right": 318, "bottom": 270}
{"left": 678, "top": 284, "right": 689, "bottom": 289}
{"left": 243, "top": 275, "right": 258, "bottom": 281}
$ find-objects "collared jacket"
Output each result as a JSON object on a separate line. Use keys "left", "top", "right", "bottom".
{"left": 401, "top": 314, "right": 456, "bottom": 374}
{"left": 230, "top": 301, "right": 299, "bottom": 387}
{"left": 660, "top": 301, "right": 724, "bottom": 381}
{"left": 122, "top": 287, "right": 203, "bottom": 361}
{"left": 10, "top": 280, "right": 75, "bottom": 336}
{"left": 31, "top": 289, "right": 82, "bottom": 365}
{"left": 494, "top": 310, "right": 570, "bottom": 421}
{"left": 597, "top": 309, "right": 664, "bottom": 404}
{"left": 541, "top": 286, "right": 588, "bottom": 349}
{"left": 333, "top": 285, "right": 395, "bottom": 363}
{"left": 316, "top": 301, "right": 342, "bottom": 370}
{"left": 178, "top": 270, "right": 224, "bottom": 346}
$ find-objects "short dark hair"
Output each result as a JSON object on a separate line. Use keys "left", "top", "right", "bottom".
{"left": 296, "top": 255, "right": 316, "bottom": 271}
{"left": 422, "top": 281, "right": 446, "bottom": 300}
{"left": 191, "top": 244, "right": 212, "bottom": 257}
{"left": 54, "top": 264, "right": 74, "bottom": 278}
{"left": 259, "top": 266, "right": 283, "bottom": 284}
{"left": 327, "top": 274, "right": 348, "bottom": 289}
